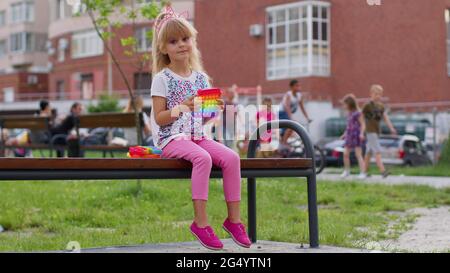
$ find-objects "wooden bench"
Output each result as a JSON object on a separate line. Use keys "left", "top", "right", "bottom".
{"left": 0, "top": 113, "right": 145, "bottom": 158}
{"left": 0, "top": 116, "right": 54, "bottom": 157}
{"left": 0, "top": 120, "right": 319, "bottom": 247}
{"left": 75, "top": 112, "right": 145, "bottom": 157}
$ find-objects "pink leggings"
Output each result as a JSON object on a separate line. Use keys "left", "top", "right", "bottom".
{"left": 162, "top": 138, "right": 241, "bottom": 202}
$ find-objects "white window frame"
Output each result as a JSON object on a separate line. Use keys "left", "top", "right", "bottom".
{"left": 10, "top": 32, "right": 34, "bottom": 53}
{"left": 10, "top": 1, "right": 34, "bottom": 24}
{"left": 0, "top": 10, "right": 6, "bottom": 27}
{"left": 56, "top": 0, "right": 66, "bottom": 20}
{"left": 71, "top": 29, "right": 104, "bottom": 59}
{"left": 135, "top": 27, "right": 152, "bottom": 52}
{"left": 57, "top": 39, "right": 66, "bottom": 62}
{"left": 266, "top": 1, "right": 331, "bottom": 80}
{"left": 71, "top": 1, "right": 87, "bottom": 16}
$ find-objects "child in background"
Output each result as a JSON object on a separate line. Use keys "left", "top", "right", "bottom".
{"left": 341, "top": 94, "right": 367, "bottom": 179}
{"left": 362, "top": 85, "right": 397, "bottom": 178}
{"left": 256, "top": 97, "right": 275, "bottom": 144}
{"left": 150, "top": 7, "right": 251, "bottom": 250}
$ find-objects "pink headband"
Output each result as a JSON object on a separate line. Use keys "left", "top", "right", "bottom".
{"left": 155, "top": 6, "right": 189, "bottom": 37}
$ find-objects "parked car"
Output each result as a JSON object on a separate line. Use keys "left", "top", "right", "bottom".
{"left": 324, "top": 135, "right": 432, "bottom": 167}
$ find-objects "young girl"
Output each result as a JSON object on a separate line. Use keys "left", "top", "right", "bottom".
{"left": 341, "top": 94, "right": 367, "bottom": 179}
{"left": 150, "top": 8, "right": 251, "bottom": 250}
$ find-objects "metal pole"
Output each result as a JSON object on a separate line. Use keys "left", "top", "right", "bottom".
{"left": 247, "top": 178, "right": 257, "bottom": 243}
{"left": 0, "top": 120, "right": 4, "bottom": 157}
{"left": 247, "top": 120, "right": 319, "bottom": 247}
{"left": 307, "top": 174, "right": 319, "bottom": 248}
{"left": 247, "top": 125, "right": 259, "bottom": 243}
{"left": 433, "top": 107, "right": 438, "bottom": 165}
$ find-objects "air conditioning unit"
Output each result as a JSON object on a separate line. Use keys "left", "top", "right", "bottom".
{"left": 249, "top": 24, "right": 264, "bottom": 37}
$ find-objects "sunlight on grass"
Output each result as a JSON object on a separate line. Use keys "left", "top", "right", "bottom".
{"left": 0, "top": 178, "right": 449, "bottom": 251}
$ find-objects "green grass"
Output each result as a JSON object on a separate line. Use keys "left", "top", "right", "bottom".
{"left": 387, "top": 164, "right": 450, "bottom": 177}
{"left": 327, "top": 164, "right": 450, "bottom": 177}
{"left": 0, "top": 178, "right": 449, "bottom": 252}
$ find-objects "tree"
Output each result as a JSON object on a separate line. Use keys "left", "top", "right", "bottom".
{"left": 76, "top": 0, "right": 167, "bottom": 145}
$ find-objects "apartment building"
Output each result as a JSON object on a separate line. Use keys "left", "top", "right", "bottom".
{"left": 47, "top": 0, "right": 195, "bottom": 100}
{"left": 0, "top": 0, "right": 50, "bottom": 102}
{"left": 195, "top": 0, "right": 450, "bottom": 105}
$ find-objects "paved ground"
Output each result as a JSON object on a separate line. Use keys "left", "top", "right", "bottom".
{"left": 379, "top": 206, "right": 450, "bottom": 252}
{"left": 318, "top": 173, "right": 450, "bottom": 188}
{"left": 68, "top": 239, "right": 371, "bottom": 253}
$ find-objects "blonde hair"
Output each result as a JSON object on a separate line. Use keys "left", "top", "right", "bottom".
{"left": 152, "top": 12, "right": 207, "bottom": 77}
{"left": 124, "top": 96, "right": 144, "bottom": 113}
{"left": 370, "top": 84, "right": 384, "bottom": 94}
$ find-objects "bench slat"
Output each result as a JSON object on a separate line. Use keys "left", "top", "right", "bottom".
{"left": 0, "top": 158, "right": 312, "bottom": 170}
{"left": 78, "top": 113, "right": 138, "bottom": 128}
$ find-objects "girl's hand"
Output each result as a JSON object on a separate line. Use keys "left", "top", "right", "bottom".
{"left": 359, "top": 133, "right": 365, "bottom": 141}
{"left": 181, "top": 96, "right": 195, "bottom": 111}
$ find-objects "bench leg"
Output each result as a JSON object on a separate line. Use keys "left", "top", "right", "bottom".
{"left": 247, "top": 177, "right": 257, "bottom": 243}
{"left": 307, "top": 174, "right": 319, "bottom": 248}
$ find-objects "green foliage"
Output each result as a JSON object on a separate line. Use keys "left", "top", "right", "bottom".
{"left": 439, "top": 137, "right": 450, "bottom": 165}
{"left": 87, "top": 93, "right": 121, "bottom": 113}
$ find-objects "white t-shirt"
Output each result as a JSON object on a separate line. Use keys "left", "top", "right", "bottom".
{"left": 279, "top": 90, "right": 302, "bottom": 113}
{"left": 150, "top": 68, "right": 211, "bottom": 149}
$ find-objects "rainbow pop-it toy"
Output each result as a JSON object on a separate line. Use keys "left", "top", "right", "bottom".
{"left": 195, "top": 88, "right": 222, "bottom": 118}
{"left": 127, "top": 146, "right": 162, "bottom": 159}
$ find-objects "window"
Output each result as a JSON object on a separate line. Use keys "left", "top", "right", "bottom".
{"left": 0, "top": 10, "right": 6, "bottom": 27}
{"left": 266, "top": 1, "right": 330, "bottom": 80}
{"left": 80, "top": 73, "right": 94, "bottom": 99}
{"left": 446, "top": 9, "right": 450, "bottom": 76}
{"left": 0, "top": 40, "right": 7, "bottom": 58}
{"left": 10, "top": 1, "right": 34, "bottom": 24}
{"left": 3, "top": 87, "right": 15, "bottom": 103}
{"left": 134, "top": 72, "right": 152, "bottom": 90}
{"left": 10, "top": 32, "right": 33, "bottom": 52}
{"left": 56, "top": 0, "right": 66, "bottom": 20}
{"left": 57, "top": 39, "right": 68, "bottom": 62}
{"left": 27, "top": 75, "right": 38, "bottom": 85}
{"left": 135, "top": 27, "right": 152, "bottom": 52}
{"left": 71, "top": 30, "right": 104, "bottom": 58}
{"left": 56, "top": 80, "right": 65, "bottom": 100}
{"left": 71, "top": 1, "right": 87, "bottom": 16}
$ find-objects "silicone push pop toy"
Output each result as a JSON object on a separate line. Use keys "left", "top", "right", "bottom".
{"left": 195, "top": 88, "right": 223, "bottom": 118}
{"left": 127, "top": 146, "right": 162, "bottom": 159}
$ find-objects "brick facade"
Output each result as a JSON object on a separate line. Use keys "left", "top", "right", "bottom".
{"left": 194, "top": 0, "right": 450, "bottom": 104}
{"left": 48, "top": 23, "right": 153, "bottom": 100}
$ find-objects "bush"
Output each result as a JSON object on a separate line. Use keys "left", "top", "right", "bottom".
{"left": 88, "top": 93, "right": 121, "bottom": 113}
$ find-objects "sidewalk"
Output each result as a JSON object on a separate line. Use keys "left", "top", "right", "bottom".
{"left": 318, "top": 173, "right": 450, "bottom": 188}
{"left": 65, "top": 239, "right": 371, "bottom": 253}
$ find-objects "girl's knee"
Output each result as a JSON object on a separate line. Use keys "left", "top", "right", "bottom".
{"left": 222, "top": 150, "right": 241, "bottom": 168}
{"left": 193, "top": 150, "right": 213, "bottom": 168}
